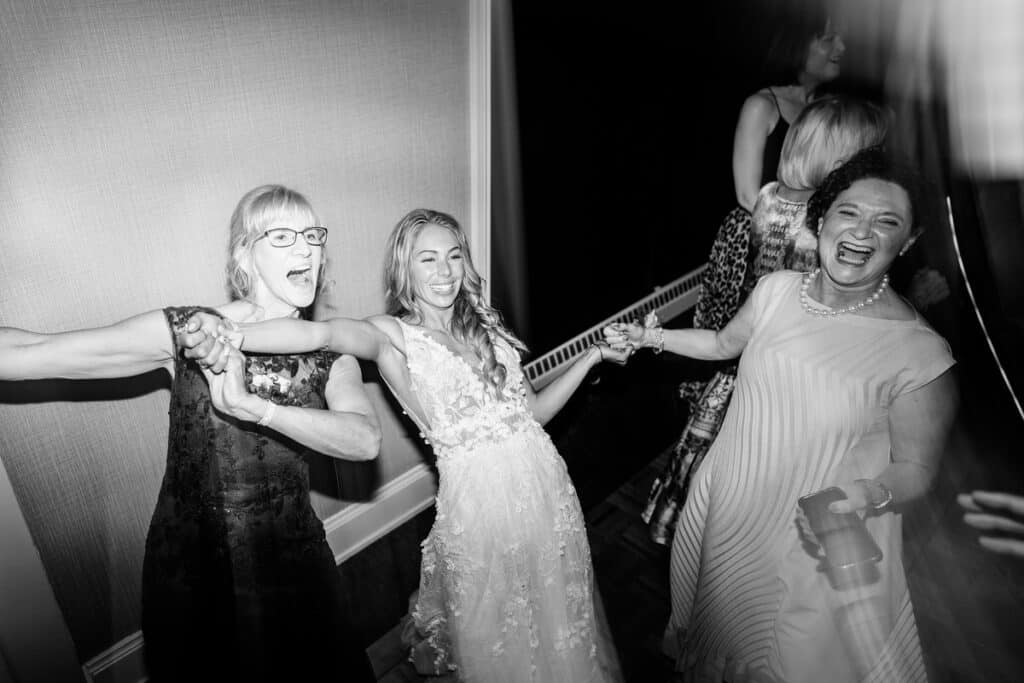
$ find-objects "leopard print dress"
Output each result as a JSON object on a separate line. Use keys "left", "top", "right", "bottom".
{"left": 642, "top": 206, "right": 751, "bottom": 544}
{"left": 643, "top": 182, "right": 819, "bottom": 545}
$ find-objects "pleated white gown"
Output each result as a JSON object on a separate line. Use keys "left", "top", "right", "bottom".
{"left": 668, "top": 271, "right": 954, "bottom": 682}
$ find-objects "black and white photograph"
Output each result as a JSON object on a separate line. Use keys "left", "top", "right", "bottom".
{"left": 1, "top": 1, "right": 1022, "bottom": 681}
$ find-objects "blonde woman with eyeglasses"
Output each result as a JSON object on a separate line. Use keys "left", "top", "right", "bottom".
{"left": 0, "top": 185, "right": 380, "bottom": 682}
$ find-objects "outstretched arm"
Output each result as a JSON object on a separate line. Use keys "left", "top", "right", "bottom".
{"left": 524, "top": 344, "right": 630, "bottom": 426}
{"left": 180, "top": 314, "right": 392, "bottom": 364}
{"left": 0, "top": 310, "right": 174, "bottom": 380}
{"left": 203, "top": 347, "right": 380, "bottom": 461}
{"left": 604, "top": 293, "right": 756, "bottom": 361}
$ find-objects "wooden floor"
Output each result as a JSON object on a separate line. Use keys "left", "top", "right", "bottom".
{"left": 368, "top": 429, "right": 1024, "bottom": 682}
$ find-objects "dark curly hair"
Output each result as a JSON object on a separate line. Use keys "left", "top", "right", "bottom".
{"left": 806, "top": 146, "right": 930, "bottom": 238}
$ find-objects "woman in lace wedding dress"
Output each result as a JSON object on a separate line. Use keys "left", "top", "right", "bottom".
{"left": 186, "top": 208, "right": 626, "bottom": 682}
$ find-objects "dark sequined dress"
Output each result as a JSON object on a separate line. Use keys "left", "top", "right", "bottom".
{"left": 141, "top": 307, "right": 374, "bottom": 682}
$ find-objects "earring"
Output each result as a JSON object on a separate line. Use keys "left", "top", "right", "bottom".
{"left": 817, "top": 218, "right": 823, "bottom": 236}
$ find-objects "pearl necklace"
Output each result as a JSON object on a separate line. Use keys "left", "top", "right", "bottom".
{"left": 800, "top": 268, "right": 889, "bottom": 317}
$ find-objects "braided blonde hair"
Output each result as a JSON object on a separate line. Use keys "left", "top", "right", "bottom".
{"left": 384, "top": 209, "right": 527, "bottom": 392}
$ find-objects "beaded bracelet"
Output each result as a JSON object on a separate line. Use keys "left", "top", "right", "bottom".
{"left": 646, "top": 326, "right": 665, "bottom": 354}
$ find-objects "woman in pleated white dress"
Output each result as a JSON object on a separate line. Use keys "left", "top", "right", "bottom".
{"left": 607, "top": 147, "right": 957, "bottom": 682}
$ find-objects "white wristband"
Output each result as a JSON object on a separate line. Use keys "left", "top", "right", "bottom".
{"left": 257, "top": 400, "right": 277, "bottom": 427}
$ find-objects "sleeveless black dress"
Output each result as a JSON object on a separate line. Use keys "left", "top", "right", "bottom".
{"left": 140, "top": 307, "right": 374, "bottom": 682}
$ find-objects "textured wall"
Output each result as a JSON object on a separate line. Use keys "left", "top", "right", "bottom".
{"left": 0, "top": 0, "right": 468, "bottom": 661}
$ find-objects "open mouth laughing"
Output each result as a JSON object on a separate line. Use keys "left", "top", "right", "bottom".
{"left": 287, "top": 264, "right": 314, "bottom": 287}
{"left": 429, "top": 281, "right": 458, "bottom": 295}
{"left": 835, "top": 241, "right": 874, "bottom": 266}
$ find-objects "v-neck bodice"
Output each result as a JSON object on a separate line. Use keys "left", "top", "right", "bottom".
{"left": 395, "top": 318, "right": 538, "bottom": 458}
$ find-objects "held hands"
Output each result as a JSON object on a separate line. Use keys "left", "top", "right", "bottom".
{"left": 174, "top": 313, "right": 268, "bottom": 424}
{"left": 603, "top": 311, "right": 664, "bottom": 354}
{"left": 958, "top": 490, "right": 1024, "bottom": 558}
{"left": 200, "top": 346, "right": 265, "bottom": 423}
{"left": 176, "top": 312, "right": 244, "bottom": 373}
{"left": 602, "top": 322, "right": 646, "bottom": 351}
{"left": 592, "top": 342, "right": 633, "bottom": 366}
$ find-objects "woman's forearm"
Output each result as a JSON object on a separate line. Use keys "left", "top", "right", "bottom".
{"left": 237, "top": 318, "right": 332, "bottom": 354}
{"left": 874, "top": 461, "right": 937, "bottom": 507}
{"left": 529, "top": 346, "right": 602, "bottom": 425}
{"left": 0, "top": 328, "right": 48, "bottom": 379}
{"left": 239, "top": 318, "right": 385, "bottom": 362}
{"left": 0, "top": 312, "right": 172, "bottom": 380}
{"left": 238, "top": 393, "right": 380, "bottom": 461}
{"left": 661, "top": 328, "right": 740, "bottom": 360}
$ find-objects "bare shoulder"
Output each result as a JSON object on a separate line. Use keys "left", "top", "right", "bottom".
{"left": 367, "top": 313, "right": 401, "bottom": 337}
{"left": 737, "top": 91, "right": 778, "bottom": 132}
{"left": 744, "top": 90, "right": 777, "bottom": 115}
{"left": 367, "top": 314, "right": 406, "bottom": 353}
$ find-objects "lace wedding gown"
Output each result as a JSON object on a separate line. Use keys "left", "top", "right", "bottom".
{"left": 396, "top": 319, "right": 621, "bottom": 682}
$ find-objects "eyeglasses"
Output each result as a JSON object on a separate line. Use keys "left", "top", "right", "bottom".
{"left": 256, "top": 227, "right": 328, "bottom": 248}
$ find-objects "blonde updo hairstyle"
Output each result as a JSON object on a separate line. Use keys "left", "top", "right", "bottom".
{"left": 384, "top": 208, "right": 527, "bottom": 392}
{"left": 225, "top": 185, "right": 326, "bottom": 315}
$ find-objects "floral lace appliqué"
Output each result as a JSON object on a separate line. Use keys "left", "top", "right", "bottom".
{"left": 396, "top": 319, "right": 616, "bottom": 681}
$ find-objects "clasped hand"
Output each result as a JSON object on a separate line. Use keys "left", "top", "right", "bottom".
{"left": 177, "top": 312, "right": 244, "bottom": 374}
{"left": 174, "top": 313, "right": 258, "bottom": 421}
{"left": 602, "top": 321, "right": 646, "bottom": 352}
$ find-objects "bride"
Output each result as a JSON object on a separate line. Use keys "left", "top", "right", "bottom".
{"left": 184, "top": 208, "right": 626, "bottom": 682}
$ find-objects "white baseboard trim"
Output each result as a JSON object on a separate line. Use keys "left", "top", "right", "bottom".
{"left": 81, "top": 465, "right": 436, "bottom": 682}
{"left": 82, "top": 631, "right": 146, "bottom": 683}
{"left": 324, "top": 463, "right": 437, "bottom": 564}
